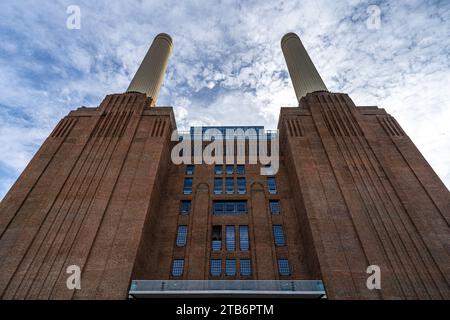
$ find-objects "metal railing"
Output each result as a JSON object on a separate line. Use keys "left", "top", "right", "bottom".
{"left": 129, "top": 280, "right": 326, "bottom": 299}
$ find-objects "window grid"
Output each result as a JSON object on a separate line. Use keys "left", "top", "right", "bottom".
{"left": 273, "top": 225, "right": 285, "bottom": 246}
{"left": 226, "top": 225, "right": 236, "bottom": 251}
{"left": 226, "top": 259, "right": 237, "bottom": 276}
{"left": 183, "top": 178, "right": 193, "bottom": 194}
{"left": 237, "top": 177, "right": 246, "bottom": 194}
{"left": 172, "top": 259, "right": 184, "bottom": 277}
{"left": 214, "top": 165, "right": 223, "bottom": 175}
{"left": 267, "top": 177, "right": 277, "bottom": 194}
{"left": 180, "top": 200, "right": 191, "bottom": 215}
{"left": 176, "top": 225, "right": 188, "bottom": 247}
{"left": 239, "top": 225, "right": 249, "bottom": 251}
{"left": 186, "top": 165, "right": 195, "bottom": 175}
{"left": 213, "top": 201, "right": 247, "bottom": 215}
{"left": 212, "top": 240, "right": 221, "bottom": 251}
{"left": 210, "top": 259, "right": 222, "bottom": 277}
{"left": 214, "top": 177, "right": 223, "bottom": 194}
{"left": 226, "top": 165, "right": 234, "bottom": 175}
{"left": 236, "top": 165, "right": 245, "bottom": 175}
{"left": 226, "top": 177, "right": 235, "bottom": 194}
{"left": 240, "top": 259, "right": 252, "bottom": 276}
{"left": 278, "top": 259, "right": 290, "bottom": 276}
{"left": 269, "top": 200, "right": 280, "bottom": 215}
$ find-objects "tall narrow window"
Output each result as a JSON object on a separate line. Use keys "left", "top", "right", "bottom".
{"left": 212, "top": 226, "right": 222, "bottom": 252}
{"left": 226, "top": 225, "right": 236, "bottom": 251}
{"left": 214, "top": 177, "right": 222, "bottom": 194}
{"left": 176, "top": 225, "right": 188, "bottom": 247}
{"left": 237, "top": 177, "right": 246, "bottom": 194}
{"left": 273, "top": 225, "right": 285, "bottom": 246}
{"left": 214, "top": 165, "right": 223, "bottom": 175}
{"left": 269, "top": 200, "right": 280, "bottom": 215}
{"left": 239, "top": 225, "right": 249, "bottom": 251}
{"left": 240, "top": 259, "right": 252, "bottom": 276}
{"left": 226, "top": 259, "right": 237, "bottom": 276}
{"left": 172, "top": 259, "right": 184, "bottom": 277}
{"left": 183, "top": 178, "right": 193, "bottom": 194}
{"left": 210, "top": 259, "right": 222, "bottom": 277}
{"left": 226, "top": 165, "right": 234, "bottom": 175}
{"left": 236, "top": 164, "right": 245, "bottom": 175}
{"left": 226, "top": 177, "right": 234, "bottom": 194}
{"left": 180, "top": 200, "right": 191, "bottom": 215}
{"left": 278, "top": 259, "right": 290, "bottom": 276}
{"left": 185, "top": 165, "right": 195, "bottom": 175}
{"left": 267, "top": 177, "right": 277, "bottom": 194}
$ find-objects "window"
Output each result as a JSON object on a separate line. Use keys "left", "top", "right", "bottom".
{"left": 267, "top": 177, "right": 277, "bottom": 194}
{"left": 226, "top": 259, "right": 237, "bottom": 276}
{"left": 226, "top": 225, "right": 235, "bottom": 251}
{"left": 180, "top": 200, "right": 191, "bottom": 215}
{"left": 226, "top": 177, "right": 234, "bottom": 194}
{"left": 239, "top": 225, "right": 249, "bottom": 251}
{"left": 278, "top": 259, "right": 290, "bottom": 276}
{"left": 240, "top": 259, "right": 252, "bottom": 276}
{"left": 212, "top": 226, "right": 222, "bottom": 251}
{"left": 273, "top": 225, "right": 285, "bottom": 246}
{"left": 210, "top": 259, "right": 222, "bottom": 277}
{"left": 214, "top": 178, "right": 223, "bottom": 194}
{"left": 214, "top": 165, "right": 223, "bottom": 175}
{"left": 185, "top": 165, "right": 194, "bottom": 175}
{"left": 183, "top": 178, "right": 193, "bottom": 194}
{"left": 226, "top": 165, "right": 234, "bottom": 175}
{"left": 236, "top": 165, "right": 245, "bottom": 175}
{"left": 176, "top": 225, "right": 188, "bottom": 247}
{"left": 237, "top": 177, "right": 246, "bottom": 194}
{"left": 172, "top": 259, "right": 184, "bottom": 277}
{"left": 213, "top": 201, "right": 247, "bottom": 215}
{"left": 269, "top": 200, "right": 280, "bottom": 215}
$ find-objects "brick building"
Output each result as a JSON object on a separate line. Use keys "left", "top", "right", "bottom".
{"left": 0, "top": 33, "right": 449, "bottom": 300}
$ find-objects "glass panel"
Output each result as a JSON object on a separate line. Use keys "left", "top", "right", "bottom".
{"left": 226, "top": 259, "right": 236, "bottom": 276}
{"left": 240, "top": 259, "right": 252, "bottom": 276}
{"left": 214, "top": 165, "right": 223, "bottom": 175}
{"left": 237, "top": 177, "right": 246, "bottom": 194}
{"left": 239, "top": 225, "right": 249, "bottom": 251}
{"left": 226, "top": 226, "right": 235, "bottom": 251}
{"left": 176, "top": 225, "right": 188, "bottom": 247}
{"left": 273, "top": 225, "right": 285, "bottom": 246}
{"left": 183, "top": 178, "right": 193, "bottom": 194}
{"left": 269, "top": 200, "right": 280, "bottom": 215}
{"left": 267, "top": 177, "right": 277, "bottom": 194}
{"left": 214, "top": 177, "right": 222, "bottom": 194}
{"left": 212, "top": 201, "right": 247, "bottom": 215}
{"left": 226, "top": 165, "right": 234, "bottom": 175}
{"left": 185, "top": 165, "right": 194, "bottom": 175}
{"left": 212, "top": 226, "right": 222, "bottom": 252}
{"left": 226, "top": 177, "right": 234, "bottom": 194}
{"left": 172, "top": 259, "right": 184, "bottom": 277}
{"left": 278, "top": 259, "right": 290, "bottom": 276}
{"left": 210, "top": 259, "right": 222, "bottom": 277}
{"left": 180, "top": 200, "right": 191, "bottom": 215}
{"left": 236, "top": 165, "right": 245, "bottom": 175}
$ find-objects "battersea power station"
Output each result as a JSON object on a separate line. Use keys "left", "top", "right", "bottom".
{"left": 0, "top": 32, "right": 449, "bottom": 300}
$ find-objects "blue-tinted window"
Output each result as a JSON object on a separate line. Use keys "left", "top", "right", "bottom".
{"left": 214, "top": 165, "right": 223, "bottom": 175}
{"left": 226, "top": 259, "right": 237, "bottom": 276}
{"left": 240, "top": 259, "right": 252, "bottom": 276}
{"left": 213, "top": 201, "right": 247, "bottom": 215}
{"left": 180, "top": 200, "right": 191, "bottom": 215}
{"left": 226, "top": 165, "right": 234, "bottom": 175}
{"left": 212, "top": 226, "right": 222, "bottom": 252}
{"left": 273, "top": 225, "right": 285, "bottom": 246}
{"left": 186, "top": 165, "right": 195, "bottom": 175}
{"left": 183, "top": 178, "right": 193, "bottom": 194}
{"left": 236, "top": 165, "right": 245, "bottom": 175}
{"left": 269, "top": 200, "right": 280, "bottom": 215}
{"left": 210, "top": 259, "right": 222, "bottom": 277}
{"left": 226, "top": 225, "right": 235, "bottom": 251}
{"left": 172, "top": 259, "right": 184, "bottom": 277}
{"left": 278, "top": 259, "right": 290, "bottom": 276}
{"left": 214, "top": 177, "right": 222, "bottom": 194}
{"left": 267, "top": 177, "right": 277, "bottom": 194}
{"left": 176, "top": 225, "right": 188, "bottom": 247}
{"left": 226, "top": 177, "right": 234, "bottom": 194}
{"left": 237, "top": 177, "right": 246, "bottom": 194}
{"left": 239, "top": 225, "right": 249, "bottom": 251}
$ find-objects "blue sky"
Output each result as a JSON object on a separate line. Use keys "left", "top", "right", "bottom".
{"left": 0, "top": 0, "right": 449, "bottom": 199}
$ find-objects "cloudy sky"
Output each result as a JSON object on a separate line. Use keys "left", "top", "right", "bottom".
{"left": 0, "top": 0, "right": 449, "bottom": 199}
